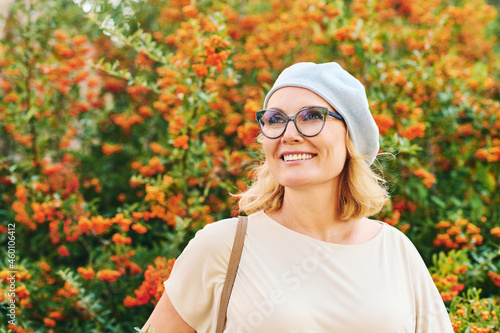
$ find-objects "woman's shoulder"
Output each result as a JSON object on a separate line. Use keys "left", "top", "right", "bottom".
{"left": 164, "top": 217, "right": 241, "bottom": 330}
{"left": 379, "top": 221, "right": 414, "bottom": 244}
{"left": 185, "top": 216, "right": 240, "bottom": 253}
{"left": 200, "top": 216, "right": 240, "bottom": 237}
{"left": 167, "top": 217, "right": 241, "bottom": 279}
{"left": 373, "top": 219, "right": 428, "bottom": 261}
{"left": 362, "top": 218, "right": 418, "bottom": 251}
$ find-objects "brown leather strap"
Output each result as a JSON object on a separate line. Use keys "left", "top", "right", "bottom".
{"left": 215, "top": 216, "right": 248, "bottom": 333}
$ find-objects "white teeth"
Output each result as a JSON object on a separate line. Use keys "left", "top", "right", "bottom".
{"left": 283, "top": 154, "right": 313, "bottom": 161}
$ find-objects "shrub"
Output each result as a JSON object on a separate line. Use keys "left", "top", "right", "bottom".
{"left": 0, "top": 0, "right": 499, "bottom": 331}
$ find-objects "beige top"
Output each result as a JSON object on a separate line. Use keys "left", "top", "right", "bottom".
{"left": 164, "top": 210, "right": 453, "bottom": 333}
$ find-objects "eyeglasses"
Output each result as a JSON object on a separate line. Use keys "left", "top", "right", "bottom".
{"left": 256, "top": 106, "right": 344, "bottom": 139}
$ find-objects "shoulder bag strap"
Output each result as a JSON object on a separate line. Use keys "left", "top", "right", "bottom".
{"left": 215, "top": 216, "right": 248, "bottom": 333}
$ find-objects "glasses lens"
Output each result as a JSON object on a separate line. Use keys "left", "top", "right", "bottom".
{"left": 296, "top": 108, "right": 326, "bottom": 136}
{"left": 259, "top": 110, "right": 287, "bottom": 138}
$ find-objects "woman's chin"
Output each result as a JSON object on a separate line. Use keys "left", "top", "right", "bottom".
{"left": 277, "top": 177, "right": 313, "bottom": 189}
{"left": 276, "top": 173, "right": 340, "bottom": 190}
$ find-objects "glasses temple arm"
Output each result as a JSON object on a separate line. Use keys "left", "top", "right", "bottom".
{"left": 328, "top": 111, "right": 344, "bottom": 122}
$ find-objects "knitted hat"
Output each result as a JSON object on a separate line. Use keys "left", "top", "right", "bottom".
{"left": 263, "top": 62, "right": 379, "bottom": 165}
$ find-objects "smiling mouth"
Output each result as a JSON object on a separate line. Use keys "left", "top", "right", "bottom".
{"left": 281, "top": 153, "right": 316, "bottom": 162}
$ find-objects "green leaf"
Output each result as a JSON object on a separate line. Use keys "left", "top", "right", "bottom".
{"left": 474, "top": 162, "right": 496, "bottom": 192}
{"left": 430, "top": 195, "right": 446, "bottom": 208}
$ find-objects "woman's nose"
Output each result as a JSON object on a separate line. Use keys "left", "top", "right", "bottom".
{"left": 281, "top": 119, "right": 304, "bottom": 144}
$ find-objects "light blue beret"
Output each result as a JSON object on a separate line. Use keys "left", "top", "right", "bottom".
{"left": 263, "top": 62, "right": 379, "bottom": 165}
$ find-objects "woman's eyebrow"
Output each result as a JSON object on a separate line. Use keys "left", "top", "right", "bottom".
{"left": 266, "top": 106, "right": 324, "bottom": 111}
{"left": 265, "top": 106, "right": 285, "bottom": 111}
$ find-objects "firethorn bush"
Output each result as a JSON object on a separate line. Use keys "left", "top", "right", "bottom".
{"left": 0, "top": 0, "right": 499, "bottom": 332}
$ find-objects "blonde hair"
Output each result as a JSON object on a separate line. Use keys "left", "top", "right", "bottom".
{"left": 237, "top": 133, "right": 389, "bottom": 221}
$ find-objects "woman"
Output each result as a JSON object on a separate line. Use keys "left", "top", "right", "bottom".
{"left": 142, "top": 62, "right": 454, "bottom": 332}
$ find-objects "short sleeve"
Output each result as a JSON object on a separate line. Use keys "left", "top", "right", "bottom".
{"left": 404, "top": 238, "right": 454, "bottom": 332}
{"left": 163, "top": 218, "right": 238, "bottom": 332}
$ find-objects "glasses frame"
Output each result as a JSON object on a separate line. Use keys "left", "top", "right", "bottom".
{"left": 255, "top": 106, "right": 345, "bottom": 139}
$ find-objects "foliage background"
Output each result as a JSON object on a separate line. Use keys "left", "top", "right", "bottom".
{"left": 0, "top": 0, "right": 499, "bottom": 332}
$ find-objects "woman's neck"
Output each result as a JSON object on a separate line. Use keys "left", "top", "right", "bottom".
{"left": 268, "top": 182, "right": 359, "bottom": 243}
{"left": 266, "top": 180, "right": 383, "bottom": 245}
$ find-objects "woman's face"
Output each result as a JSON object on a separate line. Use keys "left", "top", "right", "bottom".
{"left": 262, "top": 87, "right": 347, "bottom": 190}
